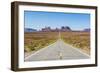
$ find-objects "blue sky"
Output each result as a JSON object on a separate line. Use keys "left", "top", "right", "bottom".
{"left": 24, "top": 11, "right": 90, "bottom": 31}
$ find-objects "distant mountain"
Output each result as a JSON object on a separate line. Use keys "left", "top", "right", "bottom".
{"left": 83, "top": 28, "right": 90, "bottom": 32}
{"left": 24, "top": 28, "right": 37, "bottom": 32}
{"left": 61, "top": 26, "right": 71, "bottom": 31}
{"left": 41, "top": 26, "right": 71, "bottom": 32}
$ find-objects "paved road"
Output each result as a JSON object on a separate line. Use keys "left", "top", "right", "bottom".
{"left": 25, "top": 39, "right": 90, "bottom": 61}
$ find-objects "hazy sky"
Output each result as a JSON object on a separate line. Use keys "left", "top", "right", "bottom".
{"left": 24, "top": 11, "right": 90, "bottom": 31}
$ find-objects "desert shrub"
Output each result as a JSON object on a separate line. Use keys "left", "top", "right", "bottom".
{"left": 61, "top": 31, "right": 90, "bottom": 51}
{"left": 24, "top": 32, "right": 58, "bottom": 52}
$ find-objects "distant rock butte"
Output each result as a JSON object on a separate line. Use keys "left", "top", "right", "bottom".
{"left": 24, "top": 28, "right": 37, "bottom": 32}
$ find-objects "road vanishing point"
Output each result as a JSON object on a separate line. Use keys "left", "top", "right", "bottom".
{"left": 25, "top": 38, "right": 90, "bottom": 61}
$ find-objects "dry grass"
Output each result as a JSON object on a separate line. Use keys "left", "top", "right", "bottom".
{"left": 61, "top": 31, "right": 90, "bottom": 55}
{"left": 24, "top": 31, "right": 58, "bottom": 52}
{"left": 24, "top": 31, "right": 90, "bottom": 55}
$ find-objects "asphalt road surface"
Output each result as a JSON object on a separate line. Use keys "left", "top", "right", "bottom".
{"left": 25, "top": 39, "right": 90, "bottom": 61}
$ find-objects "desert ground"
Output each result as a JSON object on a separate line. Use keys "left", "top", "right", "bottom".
{"left": 24, "top": 31, "right": 90, "bottom": 58}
